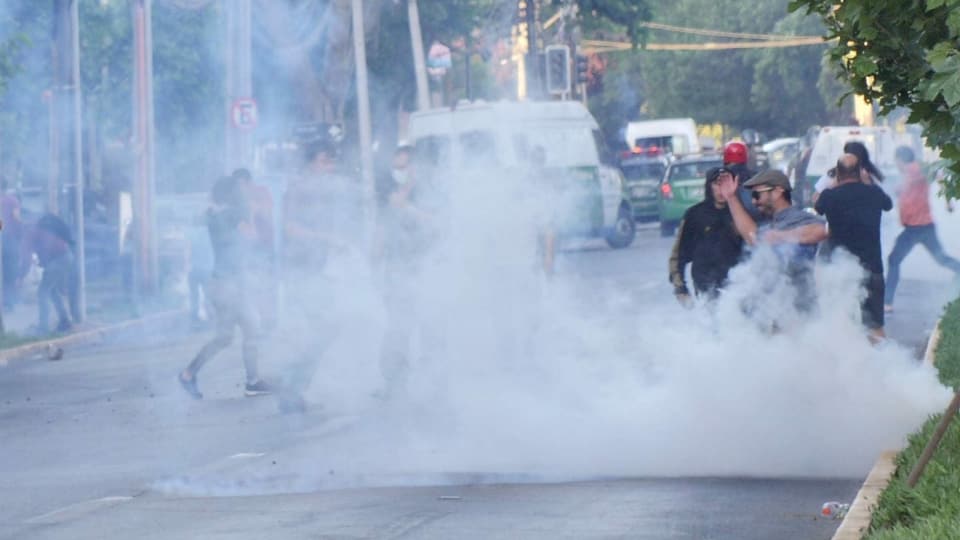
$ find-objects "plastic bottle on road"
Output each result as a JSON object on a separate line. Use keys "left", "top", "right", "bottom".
{"left": 821, "top": 501, "right": 850, "bottom": 519}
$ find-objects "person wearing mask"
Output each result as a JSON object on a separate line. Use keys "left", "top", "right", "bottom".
{"left": 721, "top": 170, "right": 827, "bottom": 318}
{"left": 668, "top": 167, "right": 744, "bottom": 304}
{"left": 373, "top": 145, "right": 440, "bottom": 400}
{"left": 884, "top": 146, "right": 960, "bottom": 312}
{"left": 815, "top": 153, "right": 893, "bottom": 342}
{"left": 812, "top": 140, "right": 884, "bottom": 204}
{"left": 178, "top": 176, "right": 270, "bottom": 400}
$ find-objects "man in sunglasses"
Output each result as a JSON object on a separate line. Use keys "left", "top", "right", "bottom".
{"left": 720, "top": 170, "right": 827, "bottom": 318}
{"left": 668, "top": 167, "right": 745, "bottom": 305}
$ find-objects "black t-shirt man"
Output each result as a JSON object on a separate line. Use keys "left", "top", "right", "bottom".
{"left": 814, "top": 182, "right": 892, "bottom": 274}
{"left": 815, "top": 169, "right": 892, "bottom": 332}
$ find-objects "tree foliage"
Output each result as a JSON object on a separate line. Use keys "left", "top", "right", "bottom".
{"left": 789, "top": 0, "right": 960, "bottom": 195}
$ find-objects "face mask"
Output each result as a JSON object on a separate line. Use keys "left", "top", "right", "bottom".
{"left": 391, "top": 168, "right": 409, "bottom": 185}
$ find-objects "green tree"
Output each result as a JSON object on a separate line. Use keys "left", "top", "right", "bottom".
{"left": 789, "top": 0, "right": 960, "bottom": 195}
{"left": 749, "top": 10, "right": 835, "bottom": 136}
{"left": 639, "top": 0, "right": 798, "bottom": 130}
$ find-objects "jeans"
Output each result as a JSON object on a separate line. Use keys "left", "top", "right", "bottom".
{"left": 38, "top": 253, "right": 77, "bottom": 333}
{"left": 186, "top": 276, "right": 260, "bottom": 384}
{"left": 885, "top": 224, "right": 960, "bottom": 304}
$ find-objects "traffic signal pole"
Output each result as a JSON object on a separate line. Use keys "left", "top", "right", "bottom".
{"left": 351, "top": 0, "right": 375, "bottom": 226}
{"left": 132, "top": 0, "right": 157, "bottom": 293}
{"left": 524, "top": 0, "right": 540, "bottom": 99}
{"left": 53, "top": 0, "right": 86, "bottom": 320}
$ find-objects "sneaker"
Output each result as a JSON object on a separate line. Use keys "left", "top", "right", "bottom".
{"left": 884, "top": 304, "right": 894, "bottom": 313}
{"left": 178, "top": 373, "right": 203, "bottom": 400}
{"left": 244, "top": 380, "right": 272, "bottom": 397}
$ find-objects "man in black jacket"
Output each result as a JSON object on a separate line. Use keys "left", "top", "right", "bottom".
{"left": 669, "top": 167, "right": 744, "bottom": 304}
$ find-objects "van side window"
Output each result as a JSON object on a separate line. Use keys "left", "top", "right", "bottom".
{"left": 460, "top": 130, "right": 497, "bottom": 167}
{"left": 416, "top": 135, "right": 452, "bottom": 168}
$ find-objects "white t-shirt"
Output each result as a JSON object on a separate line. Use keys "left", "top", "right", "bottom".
{"left": 814, "top": 173, "right": 835, "bottom": 193}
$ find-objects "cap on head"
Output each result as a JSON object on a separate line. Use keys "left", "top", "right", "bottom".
{"left": 742, "top": 170, "right": 791, "bottom": 190}
{"left": 706, "top": 166, "right": 735, "bottom": 183}
{"left": 723, "top": 141, "right": 748, "bottom": 165}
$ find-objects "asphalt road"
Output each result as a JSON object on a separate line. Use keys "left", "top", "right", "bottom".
{"left": 0, "top": 224, "right": 951, "bottom": 540}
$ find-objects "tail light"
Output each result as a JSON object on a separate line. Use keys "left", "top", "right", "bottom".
{"left": 660, "top": 183, "right": 673, "bottom": 199}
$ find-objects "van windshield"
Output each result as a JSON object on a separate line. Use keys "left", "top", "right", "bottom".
{"left": 515, "top": 126, "right": 598, "bottom": 168}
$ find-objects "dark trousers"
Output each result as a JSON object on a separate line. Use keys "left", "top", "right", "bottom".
{"left": 186, "top": 277, "right": 260, "bottom": 384}
{"left": 885, "top": 224, "right": 960, "bottom": 304}
{"left": 38, "top": 253, "right": 77, "bottom": 333}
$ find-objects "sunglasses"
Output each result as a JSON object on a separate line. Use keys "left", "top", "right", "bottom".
{"left": 751, "top": 187, "right": 774, "bottom": 200}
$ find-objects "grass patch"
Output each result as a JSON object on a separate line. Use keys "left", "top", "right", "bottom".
{"left": 865, "top": 298, "right": 960, "bottom": 539}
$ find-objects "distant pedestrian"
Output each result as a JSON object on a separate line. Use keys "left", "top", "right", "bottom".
{"left": 178, "top": 176, "right": 270, "bottom": 400}
{"left": 815, "top": 153, "right": 893, "bottom": 342}
{"left": 668, "top": 166, "right": 744, "bottom": 304}
{"left": 884, "top": 146, "right": 960, "bottom": 312}
{"left": 232, "top": 167, "right": 278, "bottom": 332}
{"left": 22, "top": 213, "right": 78, "bottom": 334}
{"left": 277, "top": 139, "right": 364, "bottom": 412}
{"left": 721, "top": 169, "right": 827, "bottom": 320}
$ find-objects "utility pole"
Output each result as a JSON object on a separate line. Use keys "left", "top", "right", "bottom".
{"left": 225, "top": 0, "right": 253, "bottom": 171}
{"left": 132, "top": 0, "right": 157, "bottom": 293}
{"left": 351, "top": 0, "right": 375, "bottom": 225}
{"left": 524, "top": 0, "right": 540, "bottom": 99}
{"left": 407, "top": 0, "right": 430, "bottom": 111}
{"left": 53, "top": 0, "right": 86, "bottom": 320}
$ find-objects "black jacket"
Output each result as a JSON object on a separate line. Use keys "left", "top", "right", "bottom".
{"left": 669, "top": 201, "right": 744, "bottom": 296}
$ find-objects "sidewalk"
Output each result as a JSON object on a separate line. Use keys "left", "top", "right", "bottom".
{"left": 0, "top": 276, "right": 185, "bottom": 351}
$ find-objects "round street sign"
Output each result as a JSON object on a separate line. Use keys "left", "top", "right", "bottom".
{"left": 231, "top": 98, "right": 258, "bottom": 129}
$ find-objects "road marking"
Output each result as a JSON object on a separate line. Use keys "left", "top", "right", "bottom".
{"left": 229, "top": 452, "right": 266, "bottom": 459}
{"left": 25, "top": 496, "right": 133, "bottom": 525}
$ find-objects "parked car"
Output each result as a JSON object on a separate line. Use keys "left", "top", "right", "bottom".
{"left": 762, "top": 137, "right": 800, "bottom": 174}
{"left": 657, "top": 153, "right": 723, "bottom": 236}
{"left": 619, "top": 152, "right": 669, "bottom": 223}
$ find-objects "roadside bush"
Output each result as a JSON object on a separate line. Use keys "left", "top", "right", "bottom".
{"left": 866, "top": 298, "right": 960, "bottom": 538}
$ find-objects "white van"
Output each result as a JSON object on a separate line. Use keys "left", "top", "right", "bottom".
{"left": 407, "top": 100, "right": 636, "bottom": 248}
{"left": 623, "top": 118, "right": 701, "bottom": 155}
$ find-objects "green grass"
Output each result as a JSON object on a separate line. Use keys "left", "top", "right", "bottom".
{"left": 865, "top": 298, "right": 960, "bottom": 539}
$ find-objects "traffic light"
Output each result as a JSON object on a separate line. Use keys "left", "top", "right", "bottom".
{"left": 575, "top": 54, "right": 589, "bottom": 85}
{"left": 544, "top": 45, "right": 570, "bottom": 95}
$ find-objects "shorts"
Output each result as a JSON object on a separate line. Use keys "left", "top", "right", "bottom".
{"left": 861, "top": 272, "right": 885, "bottom": 329}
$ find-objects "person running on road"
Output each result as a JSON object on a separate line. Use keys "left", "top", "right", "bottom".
{"left": 815, "top": 153, "right": 893, "bottom": 342}
{"left": 668, "top": 166, "right": 744, "bottom": 304}
{"left": 178, "top": 176, "right": 270, "bottom": 400}
{"left": 884, "top": 146, "right": 960, "bottom": 312}
{"left": 721, "top": 169, "right": 827, "bottom": 318}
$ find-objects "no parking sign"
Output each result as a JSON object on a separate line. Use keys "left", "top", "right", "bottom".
{"left": 231, "top": 98, "right": 258, "bottom": 130}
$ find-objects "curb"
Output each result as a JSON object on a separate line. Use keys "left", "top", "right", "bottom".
{"left": 0, "top": 309, "right": 187, "bottom": 367}
{"left": 830, "top": 318, "right": 944, "bottom": 540}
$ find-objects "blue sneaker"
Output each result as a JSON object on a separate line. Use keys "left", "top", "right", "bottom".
{"left": 178, "top": 373, "right": 203, "bottom": 400}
